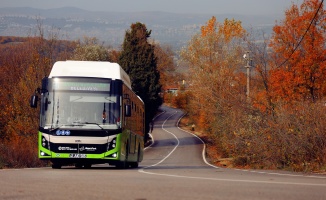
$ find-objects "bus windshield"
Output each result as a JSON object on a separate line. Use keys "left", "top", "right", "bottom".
{"left": 40, "top": 78, "right": 121, "bottom": 130}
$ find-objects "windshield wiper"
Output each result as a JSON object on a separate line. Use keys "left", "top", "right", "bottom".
{"left": 85, "top": 122, "right": 109, "bottom": 134}
{"left": 50, "top": 122, "right": 110, "bottom": 135}
{"left": 49, "top": 123, "right": 85, "bottom": 132}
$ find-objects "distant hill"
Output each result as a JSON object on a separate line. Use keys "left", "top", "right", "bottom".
{"left": 0, "top": 7, "right": 280, "bottom": 50}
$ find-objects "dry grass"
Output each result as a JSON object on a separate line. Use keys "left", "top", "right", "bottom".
{"left": 179, "top": 100, "right": 326, "bottom": 173}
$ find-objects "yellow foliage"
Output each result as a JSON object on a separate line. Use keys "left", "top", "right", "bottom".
{"left": 218, "top": 18, "right": 246, "bottom": 43}
{"left": 201, "top": 16, "right": 217, "bottom": 37}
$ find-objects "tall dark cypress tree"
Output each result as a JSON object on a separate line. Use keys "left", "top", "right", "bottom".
{"left": 119, "top": 22, "right": 162, "bottom": 141}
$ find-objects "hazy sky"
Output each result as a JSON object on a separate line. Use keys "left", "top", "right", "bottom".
{"left": 1, "top": 0, "right": 305, "bottom": 15}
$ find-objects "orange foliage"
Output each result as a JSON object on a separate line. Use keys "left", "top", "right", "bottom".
{"left": 171, "top": 91, "right": 190, "bottom": 110}
{"left": 182, "top": 16, "right": 246, "bottom": 131}
{"left": 0, "top": 36, "right": 76, "bottom": 168}
{"left": 109, "top": 49, "right": 121, "bottom": 63}
{"left": 201, "top": 16, "right": 217, "bottom": 37}
{"left": 180, "top": 1, "right": 326, "bottom": 172}
{"left": 154, "top": 44, "right": 177, "bottom": 91}
{"left": 218, "top": 18, "right": 246, "bottom": 43}
{"left": 269, "top": 0, "right": 326, "bottom": 103}
{"left": 201, "top": 17, "right": 246, "bottom": 42}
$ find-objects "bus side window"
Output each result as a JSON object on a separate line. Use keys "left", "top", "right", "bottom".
{"left": 125, "top": 104, "right": 131, "bottom": 117}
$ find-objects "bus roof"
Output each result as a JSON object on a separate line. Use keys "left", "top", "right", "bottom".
{"left": 49, "top": 61, "right": 131, "bottom": 88}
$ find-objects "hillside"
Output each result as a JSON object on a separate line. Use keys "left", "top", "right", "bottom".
{"left": 0, "top": 7, "right": 279, "bottom": 49}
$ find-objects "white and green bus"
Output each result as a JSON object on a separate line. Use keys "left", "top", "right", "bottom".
{"left": 30, "top": 61, "right": 145, "bottom": 169}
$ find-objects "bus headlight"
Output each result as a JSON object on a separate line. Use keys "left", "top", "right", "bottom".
{"left": 107, "top": 137, "right": 117, "bottom": 151}
{"left": 41, "top": 136, "right": 50, "bottom": 149}
{"left": 39, "top": 151, "right": 50, "bottom": 157}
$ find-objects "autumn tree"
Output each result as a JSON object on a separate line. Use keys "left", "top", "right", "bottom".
{"left": 0, "top": 32, "right": 75, "bottom": 167}
{"left": 153, "top": 43, "right": 182, "bottom": 106}
{"left": 108, "top": 49, "right": 121, "bottom": 63}
{"left": 119, "top": 22, "right": 162, "bottom": 140}
{"left": 269, "top": 0, "right": 326, "bottom": 103}
{"left": 181, "top": 16, "right": 246, "bottom": 132}
{"left": 72, "top": 37, "right": 110, "bottom": 61}
{"left": 245, "top": 29, "right": 274, "bottom": 113}
{"left": 225, "top": 0, "right": 326, "bottom": 171}
{"left": 154, "top": 44, "right": 176, "bottom": 91}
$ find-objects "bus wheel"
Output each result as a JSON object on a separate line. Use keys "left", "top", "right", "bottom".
{"left": 116, "top": 143, "right": 129, "bottom": 169}
{"left": 130, "top": 145, "right": 140, "bottom": 168}
{"left": 115, "top": 161, "right": 127, "bottom": 169}
{"left": 130, "top": 162, "right": 139, "bottom": 168}
{"left": 75, "top": 163, "right": 83, "bottom": 169}
{"left": 130, "top": 144, "right": 141, "bottom": 168}
{"left": 84, "top": 164, "right": 92, "bottom": 169}
{"left": 52, "top": 163, "right": 62, "bottom": 169}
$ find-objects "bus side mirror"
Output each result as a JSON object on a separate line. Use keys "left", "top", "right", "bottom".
{"left": 30, "top": 95, "right": 38, "bottom": 108}
{"left": 125, "top": 105, "right": 131, "bottom": 117}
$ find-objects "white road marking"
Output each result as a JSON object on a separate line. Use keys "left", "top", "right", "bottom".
{"left": 176, "top": 113, "right": 218, "bottom": 169}
{"left": 142, "top": 111, "right": 180, "bottom": 167}
{"left": 139, "top": 109, "right": 326, "bottom": 186}
{"left": 139, "top": 169, "right": 326, "bottom": 186}
{"left": 144, "top": 110, "right": 166, "bottom": 150}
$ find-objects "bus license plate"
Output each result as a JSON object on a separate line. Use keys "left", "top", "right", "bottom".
{"left": 69, "top": 154, "right": 87, "bottom": 158}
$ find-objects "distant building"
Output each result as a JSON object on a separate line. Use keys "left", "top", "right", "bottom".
{"left": 165, "top": 85, "right": 179, "bottom": 96}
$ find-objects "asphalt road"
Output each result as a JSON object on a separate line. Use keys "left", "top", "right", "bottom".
{"left": 1, "top": 106, "right": 326, "bottom": 200}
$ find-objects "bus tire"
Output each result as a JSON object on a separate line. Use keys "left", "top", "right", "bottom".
{"left": 130, "top": 162, "right": 139, "bottom": 168}
{"left": 52, "top": 163, "right": 62, "bottom": 169}
{"left": 116, "top": 143, "right": 129, "bottom": 169}
{"left": 116, "top": 161, "right": 127, "bottom": 169}
{"left": 84, "top": 164, "right": 92, "bottom": 169}
{"left": 75, "top": 163, "right": 83, "bottom": 169}
{"left": 130, "top": 145, "right": 140, "bottom": 168}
